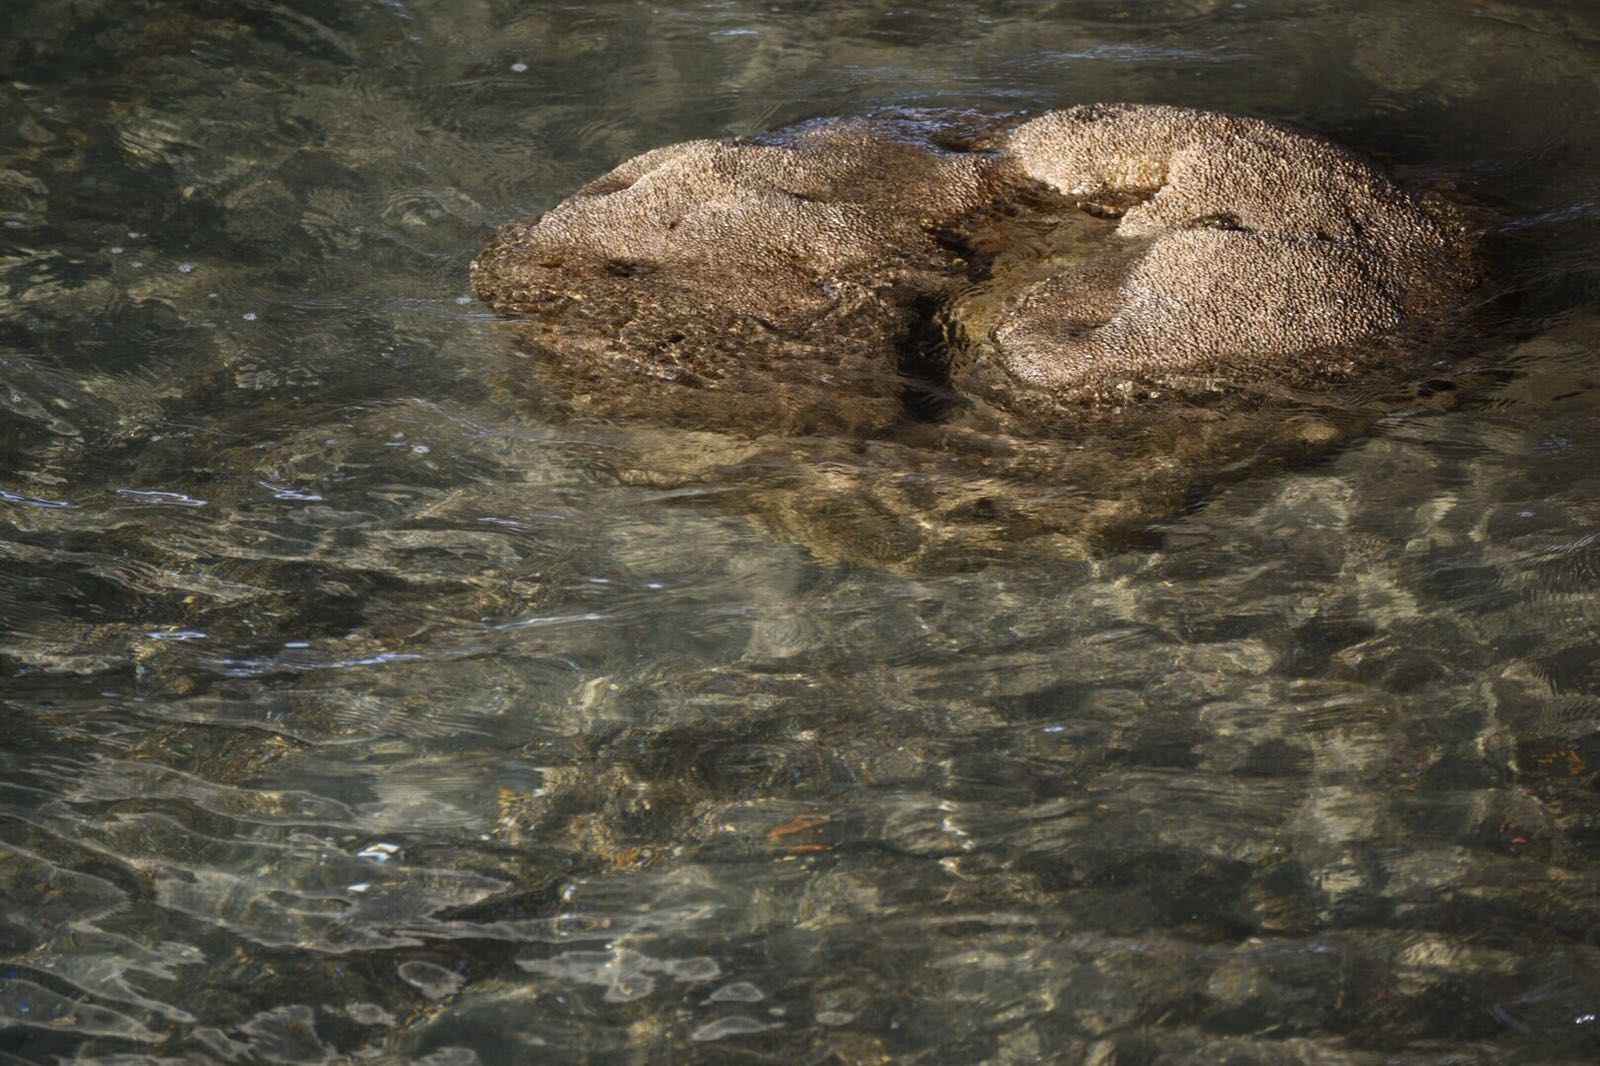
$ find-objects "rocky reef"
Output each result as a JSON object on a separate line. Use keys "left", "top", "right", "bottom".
{"left": 472, "top": 104, "right": 1475, "bottom": 565}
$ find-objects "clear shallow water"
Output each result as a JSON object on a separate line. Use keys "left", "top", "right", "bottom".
{"left": 4, "top": 0, "right": 1600, "bottom": 1061}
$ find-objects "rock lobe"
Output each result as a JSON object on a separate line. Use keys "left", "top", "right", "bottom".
{"left": 471, "top": 112, "right": 1014, "bottom": 434}
{"left": 984, "top": 105, "right": 1468, "bottom": 403}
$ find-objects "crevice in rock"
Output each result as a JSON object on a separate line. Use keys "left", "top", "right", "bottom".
{"left": 603, "top": 258, "right": 653, "bottom": 278}
{"left": 895, "top": 291, "right": 963, "bottom": 423}
{"left": 1186, "top": 211, "right": 1248, "bottom": 232}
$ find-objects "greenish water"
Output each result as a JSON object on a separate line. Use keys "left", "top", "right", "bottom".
{"left": 4, "top": 1, "right": 1600, "bottom": 1061}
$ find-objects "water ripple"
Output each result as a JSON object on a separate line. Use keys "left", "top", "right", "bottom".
{"left": 5, "top": 0, "right": 1600, "bottom": 1061}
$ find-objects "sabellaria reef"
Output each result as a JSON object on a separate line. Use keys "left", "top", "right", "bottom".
{"left": 472, "top": 104, "right": 1474, "bottom": 566}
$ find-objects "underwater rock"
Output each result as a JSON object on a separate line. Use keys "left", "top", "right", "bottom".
{"left": 955, "top": 104, "right": 1472, "bottom": 411}
{"left": 472, "top": 110, "right": 1018, "bottom": 435}
{"left": 472, "top": 105, "right": 1475, "bottom": 565}
{"left": 474, "top": 104, "right": 1469, "bottom": 424}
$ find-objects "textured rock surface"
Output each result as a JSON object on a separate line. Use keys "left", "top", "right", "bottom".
{"left": 971, "top": 105, "right": 1470, "bottom": 407}
{"left": 472, "top": 112, "right": 1017, "bottom": 434}
{"left": 474, "top": 104, "right": 1470, "bottom": 428}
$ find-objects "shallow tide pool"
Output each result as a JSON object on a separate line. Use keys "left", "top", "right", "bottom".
{"left": 5, "top": 1, "right": 1600, "bottom": 1061}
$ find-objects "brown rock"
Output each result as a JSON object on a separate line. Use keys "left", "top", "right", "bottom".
{"left": 471, "top": 112, "right": 1018, "bottom": 435}
{"left": 471, "top": 105, "right": 1475, "bottom": 566}
{"left": 973, "top": 104, "right": 1471, "bottom": 408}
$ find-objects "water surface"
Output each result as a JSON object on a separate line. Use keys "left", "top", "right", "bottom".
{"left": 5, "top": 1, "right": 1600, "bottom": 1061}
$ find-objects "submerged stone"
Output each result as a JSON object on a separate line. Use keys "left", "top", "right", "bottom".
{"left": 472, "top": 105, "right": 1476, "bottom": 566}
{"left": 975, "top": 105, "right": 1470, "bottom": 401}
{"left": 472, "top": 110, "right": 1018, "bottom": 436}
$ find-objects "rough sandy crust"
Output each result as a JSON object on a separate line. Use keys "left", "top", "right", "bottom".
{"left": 991, "top": 105, "right": 1469, "bottom": 399}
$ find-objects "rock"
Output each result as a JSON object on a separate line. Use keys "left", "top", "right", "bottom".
{"left": 956, "top": 105, "right": 1472, "bottom": 411}
{"left": 471, "top": 105, "right": 1476, "bottom": 566}
{"left": 472, "top": 111, "right": 1020, "bottom": 435}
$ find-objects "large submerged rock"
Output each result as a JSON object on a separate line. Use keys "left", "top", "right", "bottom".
{"left": 472, "top": 104, "right": 1475, "bottom": 565}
